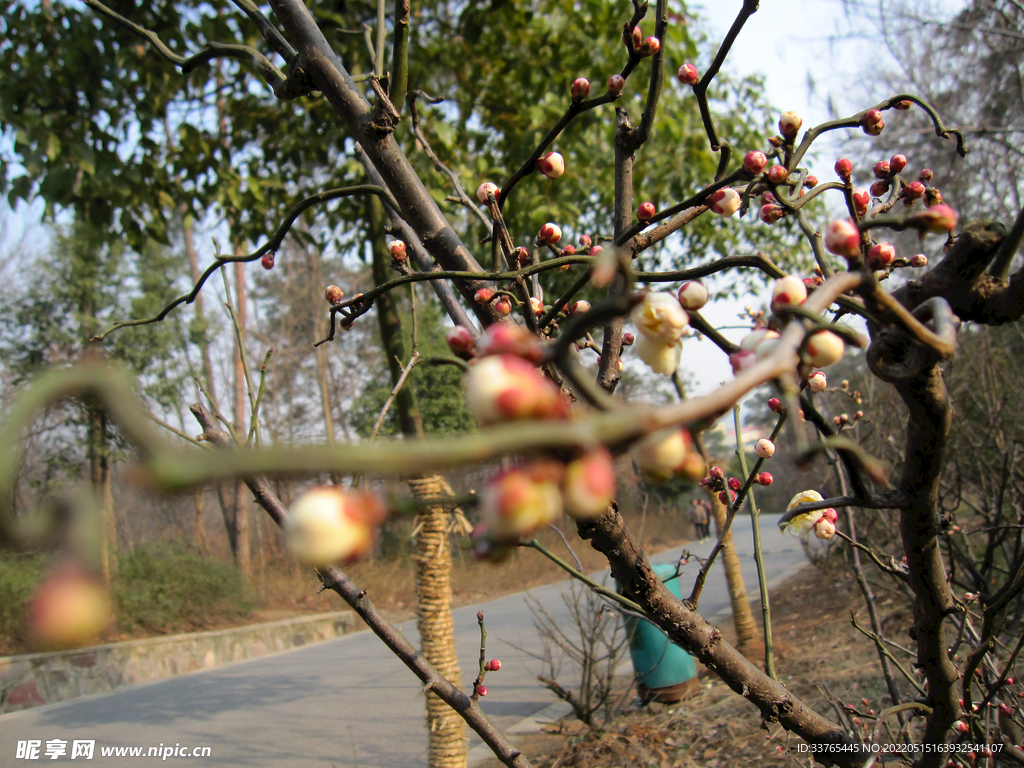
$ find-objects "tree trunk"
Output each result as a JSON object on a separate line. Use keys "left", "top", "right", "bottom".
{"left": 370, "top": 197, "right": 466, "bottom": 767}
{"left": 706, "top": 491, "right": 759, "bottom": 658}
{"left": 232, "top": 258, "right": 252, "bottom": 581}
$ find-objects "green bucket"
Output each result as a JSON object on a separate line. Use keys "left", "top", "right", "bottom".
{"left": 620, "top": 563, "right": 697, "bottom": 695}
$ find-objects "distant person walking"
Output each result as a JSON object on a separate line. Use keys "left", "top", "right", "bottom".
{"left": 690, "top": 499, "right": 710, "bottom": 540}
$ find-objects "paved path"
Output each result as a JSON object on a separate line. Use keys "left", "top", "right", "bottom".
{"left": 0, "top": 516, "right": 808, "bottom": 766}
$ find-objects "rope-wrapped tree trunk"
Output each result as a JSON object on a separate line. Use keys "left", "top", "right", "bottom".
{"left": 408, "top": 475, "right": 467, "bottom": 768}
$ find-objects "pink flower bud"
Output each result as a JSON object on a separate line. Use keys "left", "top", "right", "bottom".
{"left": 873, "top": 160, "right": 891, "bottom": 179}
{"left": 563, "top": 448, "right": 616, "bottom": 519}
{"left": 863, "top": 118, "right": 885, "bottom": 136}
{"left": 757, "top": 472, "right": 773, "bottom": 486}
{"left": 579, "top": 234, "right": 592, "bottom": 248}
{"left": 867, "top": 242, "right": 897, "bottom": 269}
{"left": 629, "top": 26, "right": 643, "bottom": 50}
{"left": 474, "top": 287, "right": 496, "bottom": 304}
{"left": 807, "top": 370, "right": 827, "bottom": 392}
{"left": 759, "top": 204, "right": 784, "bottom": 224}
{"left": 803, "top": 275, "right": 823, "bottom": 287}
{"left": 478, "top": 324, "right": 546, "bottom": 364}
{"left": 804, "top": 330, "right": 845, "bottom": 367}
{"left": 814, "top": 518, "right": 836, "bottom": 540}
{"left": 728, "top": 477, "right": 742, "bottom": 491}
{"left": 825, "top": 219, "right": 862, "bottom": 258}
{"left": 639, "top": 36, "right": 660, "bottom": 57}
{"left": 607, "top": 74, "right": 625, "bottom": 96}
{"left": 778, "top": 111, "right": 803, "bottom": 140}
{"left": 388, "top": 240, "right": 407, "bottom": 261}
{"left": 480, "top": 462, "right": 563, "bottom": 541}
{"left": 835, "top": 158, "right": 853, "bottom": 182}
{"left": 767, "top": 165, "right": 789, "bottom": 184}
{"left": 475, "top": 684, "right": 488, "bottom": 697}
{"left": 909, "top": 203, "right": 958, "bottom": 233}
{"left": 805, "top": 175, "right": 818, "bottom": 188}
{"left": 770, "top": 275, "right": 808, "bottom": 312}
{"left": 889, "top": 154, "right": 907, "bottom": 174}
{"left": 910, "top": 254, "right": 928, "bottom": 268}
{"left": 27, "top": 564, "right": 111, "bottom": 650}
{"left": 743, "top": 151, "right": 768, "bottom": 175}
{"left": 632, "top": 428, "right": 693, "bottom": 482}
{"left": 588, "top": 245, "right": 604, "bottom": 256}
{"left": 677, "top": 280, "right": 710, "bottom": 311}
{"left": 862, "top": 109, "right": 883, "bottom": 127}
{"left": 709, "top": 187, "right": 741, "bottom": 217}
{"left": 261, "top": 252, "right": 276, "bottom": 270}
{"left": 638, "top": 201, "right": 657, "bottom": 220}
{"left": 719, "top": 489, "right": 735, "bottom": 505}
{"left": 740, "top": 328, "right": 780, "bottom": 353}
{"left": 677, "top": 63, "right": 700, "bottom": 86}
{"left": 760, "top": 191, "right": 777, "bottom": 206}
{"left": 919, "top": 168, "right": 934, "bottom": 183}
{"left": 561, "top": 244, "right": 576, "bottom": 256}
{"left": 569, "top": 300, "right": 591, "bottom": 315}
{"left": 285, "top": 487, "right": 387, "bottom": 566}
{"left": 529, "top": 296, "right": 544, "bottom": 316}
{"left": 621, "top": 332, "right": 635, "bottom": 347}
{"left": 953, "top": 720, "right": 969, "bottom": 734}
{"left": 325, "top": 285, "right": 345, "bottom": 305}
{"left": 537, "top": 222, "right": 562, "bottom": 245}
{"left": 852, "top": 189, "right": 869, "bottom": 217}
{"left": 538, "top": 152, "right": 565, "bottom": 179}
{"left": 466, "top": 355, "right": 567, "bottom": 425}
{"left": 446, "top": 326, "right": 476, "bottom": 357}
{"left": 822, "top": 508, "right": 838, "bottom": 524}
{"left": 869, "top": 180, "right": 890, "bottom": 198}
{"left": 486, "top": 659, "right": 502, "bottom": 672}
{"left": 894, "top": 99, "right": 912, "bottom": 110}
{"left": 476, "top": 182, "right": 500, "bottom": 204}
{"left": 768, "top": 398, "right": 784, "bottom": 414}
{"left": 710, "top": 466, "right": 725, "bottom": 481}
{"left": 570, "top": 77, "right": 590, "bottom": 102}
{"left": 754, "top": 438, "right": 775, "bottom": 459}
{"left": 903, "top": 181, "right": 925, "bottom": 201}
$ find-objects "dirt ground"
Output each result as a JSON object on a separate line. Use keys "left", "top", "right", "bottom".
{"left": 478, "top": 559, "right": 903, "bottom": 767}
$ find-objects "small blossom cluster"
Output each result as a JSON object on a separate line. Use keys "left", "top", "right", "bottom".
{"left": 780, "top": 491, "right": 838, "bottom": 539}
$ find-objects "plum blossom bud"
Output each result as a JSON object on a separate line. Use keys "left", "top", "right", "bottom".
{"left": 677, "top": 63, "right": 700, "bottom": 86}
{"left": 679, "top": 452, "right": 707, "bottom": 482}
{"left": 465, "top": 355, "right": 568, "bottom": 425}
{"left": 825, "top": 219, "right": 862, "bottom": 258}
{"left": 537, "top": 222, "right": 562, "bottom": 244}
{"left": 743, "top": 151, "right": 767, "bottom": 175}
{"left": 446, "top": 326, "right": 476, "bottom": 358}
{"left": 563, "top": 449, "right": 616, "bottom": 519}
{"left": 388, "top": 240, "right": 407, "bottom": 262}
{"left": 873, "top": 160, "right": 891, "bottom": 179}
{"left": 261, "top": 252, "right": 276, "bottom": 270}
{"left": 325, "top": 285, "right": 345, "bottom": 305}
{"left": 768, "top": 398, "right": 784, "bottom": 414}
{"left": 639, "top": 36, "right": 660, "bottom": 56}
{"left": 835, "top": 158, "right": 853, "bottom": 182}
{"left": 804, "top": 330, "right": 845, "bottom": 367}
{"left": 925, "top": 188, "right": 943, "bottom": 207}
{"left": 621, "top": 332, "right": 635, "bottom": 347}
{"left": 719, "top": 490, "right": 734, "bottom": 505}
{"left": 895, "top": 99, "right": 913, "bottom": 110}
{"left": 770, "top": 275, "right": 808, "bottom": 312}
{"left": 677, "top": 280, "right": 710, "bottom": 311}
{"left": 709, "top": 188, "right": 741, "bottom": 216}
{"left": 629, "top": 26, "right": 643, "bottom": 49}
{"left": 486, "top": 659, "right": 502, "bottom": 672}
{"left": 480, "top": 463, "right": 563, "bottom": 541}
{"left": 579, "top": 234, "right": 592, "bottom": 248}
{"left": 529, "top": 296, "right": 544, "bottom": 316}
{"left": 909, "top": 203, "right": 958, "bottom": 233}
{"left": 728, "top": 477, "right": 742, "bottom": 491}
{"left": 869, "top": 180, "right": 890, "bottom": 198}
{"left": 919, "top": 168, "right": 934, "bottom": 183}
{"left": 570, "top": 77, "right": 591, "bottom": 102}
{"left": 561, "top": 244, "right": 576, "bottom": 256}
{"left": 863, "top": 119, "right": 885, "bottom": 136}
{"left": 476, "top": 182, "right": 500, "bottom": 204}
{"left": 768, "top": 136, "right": 783, "bottom": 148}
{"left": 868, "top": 242, "right": 896, "bottom": 270}
{"left": 822, "top": 508, "right": 838, "bottom": 524}
{"left": 760, "top": 204, "right": 784, "bottom": 224}
{"left": 474, "top": 287, "right": 496, "bottom": 304}
{"left": 570, "top": 300, "right": 591, "bottom": 315}
{"left": 285, "top": 487, "right": 386, "bottom": 566}
{"left": 636, "top": 335, "right": 682, "bottom": 376}
{"left": 632, "top": 292, "right": 689, "bottom": 343}
{"left": 862, "top": 109, "right": 883, "bottom": 127}
{"left": 953, "top": 721, "right": 969, "bottom": 734}
{"left": 910, "top": 253, "right": 928, "bottom": 268}
{"left": 538, "top": 152, "right": 565, "bottom": 179}
{"left": 757, "top": 472, "right": 773, "bottom": 486}
{"left": 778, "top": 111, "right": 803, "bottom": 140}
{"left": 767, "top": 165, "right": 789, "bottom": 185}
{"left": 781, "top": 490, "right": 825, "bottom": 537}
{"left": 479, "top": 324, "right": 546, "bottom": 364}
{"left": 805, "top": 175, "right": 818, "bottom": 188}
{"left": 638, "top": 201, "right": 657, "bottom": 220}
{"left": 632, "top": 428, "right": 693, "bottom": 482}
{"left": 607, "top": 74, "right": 625, "bottom": 96}
{"left": 807, "top": 370, "right": 827, "bottom": 392}
{"left": 814, "top": 518, "right": 836, "bottom": 539}
{"left": 475, "top": 684, "right": 488, "bottom": 697}
{"left": 730, "top": 349, "right": 757, "bottom": 374}
{"left": 852, "top": 189, "right": 870, "bottom": 217}
{"left": 740, "top": 328, "right": 780, "bottom": 353}
{"left": 710, "top": 466, "right": 725, "bottom": 481}
{"left": 889, "top": 154, "right": 907, "bottom": 174}
{"left": 28, "top": 564, "right": 111, "bottom": 649}
{"left": 754, "top": 438, "right": 775, "bottom": 459}
{"left": 903, "top": 181, "right": 925, "bottom": 201}
{"left": 760, "top": 191, "right": 777, "bottom": 206}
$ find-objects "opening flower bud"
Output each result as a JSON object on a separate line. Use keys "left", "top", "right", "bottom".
{"left": 476, "top": 182, "right": 500, "bottom": 204}
{"left": 754, "top": 438, "right": 775, "bottom": 459}
{"left": 537, "top": 222, "right": 562, "bottom": 245}
{"left": 325, "top": 285, "right": 345, "bottom": 305}
{"left": 285, "top": 487, "right": 386, "bottom": 566}
{"left": 607, "top": 74, "right": 625, "bottom": 96}
{"left": 824, "top": 219, "right": 862, "bottom": 258}
{"left": 677, "top": 280, "right": 709, "bottom": 311}
{"left": 632, "top": 428, "right": 693, "bottom": 483}
{"left": 638, "top": 201, "right": 657, "bottom": 220}
{"left": 807, "top": 370, "right": 827, "bottom": 392}
{"left": 677, "top": 63, "right": 700, "bottom": 86}
{"left": 632, "top": 292, "right": 689, "bottom": 343}
{"left": 570, "top": 300, "right": 591, "bottom": 314}
{"left": 781, "top": 490, "right": 825, "bottom": 537}
{"left": 538, "top": 152, "right": 565, "bottom": 180}
{"left": 635, "top": 335, "right": 682, "bottom": 376}
{"left": 760, "top": 204, "right": 784, "bottom": 224}
{"left": 446, "top": 325, "right": 476, "bottom": 358}
{"left": 814, "top": 518, "right": 836, "bottom": 540}
{"left": 804, "top": 330, "right": 845, "bottom": 367}
{"left": 743, "top": 151, "right": 767, "bottom": 175}
{"left": 388, "top": 240, "right": 407, "bottom": 261}
{"left": 867, "top": 242, "right": 896, "bottom": 270}
{"left": 778, "top": 111, "right": 803, "bottom": 140}
{"left": 770, "top": 275, "right": 808, "bottom": 312}
{"left": 529, "top": 296, "right": 544, "bottom": 316}
{"left": 639, "top": 36, "right": 660, "bottom": 56}
{"left": 466, "top": 355, "right": 568, "bottom": 425}
{"left": 563, "top": 449, "right": 616, "bottom": 519}
{"left": 710, "top": 187, "right": 741, "bottom": 217}
{"left": 852, "top": 189, "right": 869, "bottom": 217}
{"left": 570, "top": 77, "right": 591, "bottom": 102}
{"left": 474, "top": 287, "right": 496, "bottom": 304}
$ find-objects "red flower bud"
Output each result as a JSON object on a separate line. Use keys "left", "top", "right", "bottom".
{"left": 757, "top": 472, "right": 773, "bottom": 486}
{"left": 563, "top": 448, "right": 616, "bottom": 520}
{"left": 910, "top": 253, "right": 928, "bottom": 268}
{"left": 852, "top": 189, "right": 869, "bottom": 217}
{"left": 825, "top": 219, "right": 861, "bottom": 258}
{"left": 710, "top": 466, "right": 725, "bottom": 480}
{"left": 494, "top": 296, "right": 513, "bottom": 316}
{"left": 474, "top": 287, "right": 496, "bottom": 304}
{"left": 903, "top": 181, "right": 925, "bottom": 201}
{"left": 889, "top": 154, "right": 907, "bottom": 174}
{"left": 862, "top": 118, "right": 885, "bottom": 136}
{"left": 446, "top": 325, "right": 476, "bottom": 357}
{"left": 760, "top": 191, "right": 777, "bottom": 205}
{"left": 325, "top": 285, "right": 345, "bottom": 305}
{"left": 867, "top": 242, "right": 897, "bottom": 270}
{"left": 805, "top": 175, "right": 818, "bottom": 188}
{"left": 579, "top": 234, "right": 592, "bottom": 247}
{"left": 388, "top": 240, "right": 407, "bottom": 262}
{"left": 835, "top": 158, "right": 853, "bottom": 182}
{"left": 561, "top": 244, "right": 576, "bottom": 256}
{"left": 767, "top": 165, "right": 789, "bottom": 184}
{"left": 486, "top": 659, "right": 502, "bottom": 672}
{"left": 537, "top": 222, "right": 562, "bottom": 245}
{"left": 909, "top": 203, "right": 958, "bottom": 233}
{"left": 677, "top": 63, "right": 700, "bottom": 86}
{"left": 475, "top": 684, "right": 488, "bottom": 697}
{"left": 607, "top": 74, "right": 625, "bottom": 96}
{"left": 873, "top": 160, "right": 891, "bottom": 179}
{"left": 637, "top": 201, "right": 657, "bottom": 221}
{"left": 570, "top": 77, "right": 590, "bottom": 102}
{"left": 639, "top": 36, "right": 660, "bottom": 57}
{"left": 479, "top": 324, "right": 546, "bottom": 364}
{"left": 743, "top": 150, "right": 768, "bottom": 175}
{"left": 919, "top": 168, "right": 934, "bottom": 183}
{"left": 862, "top": 109, "right": 883, "bottom": 127}
{"left": 261, "top": 252, "right": 276, "bottom": 270}
{"left": 768, "top": 398, "right": 784, "bottom": 414}
{"left": 760, "top": 204, "right": 784, "bottom": 224}
{"left": 728, "top": 477, "right": 742, "bottom": 491}
{"left": 718, "top": 490, "right": 733, "bottom": 504}
{"left": 869, "top": 180, "right": 890, "bottom": 198}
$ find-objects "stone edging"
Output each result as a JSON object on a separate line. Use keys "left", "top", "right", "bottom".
{"left": 0, "top": 611, "right": 359, "bottom": 716}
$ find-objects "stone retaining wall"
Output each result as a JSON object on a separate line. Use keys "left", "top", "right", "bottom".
{"left": 0, "top": 611, "right": 359, "bottom": 715}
